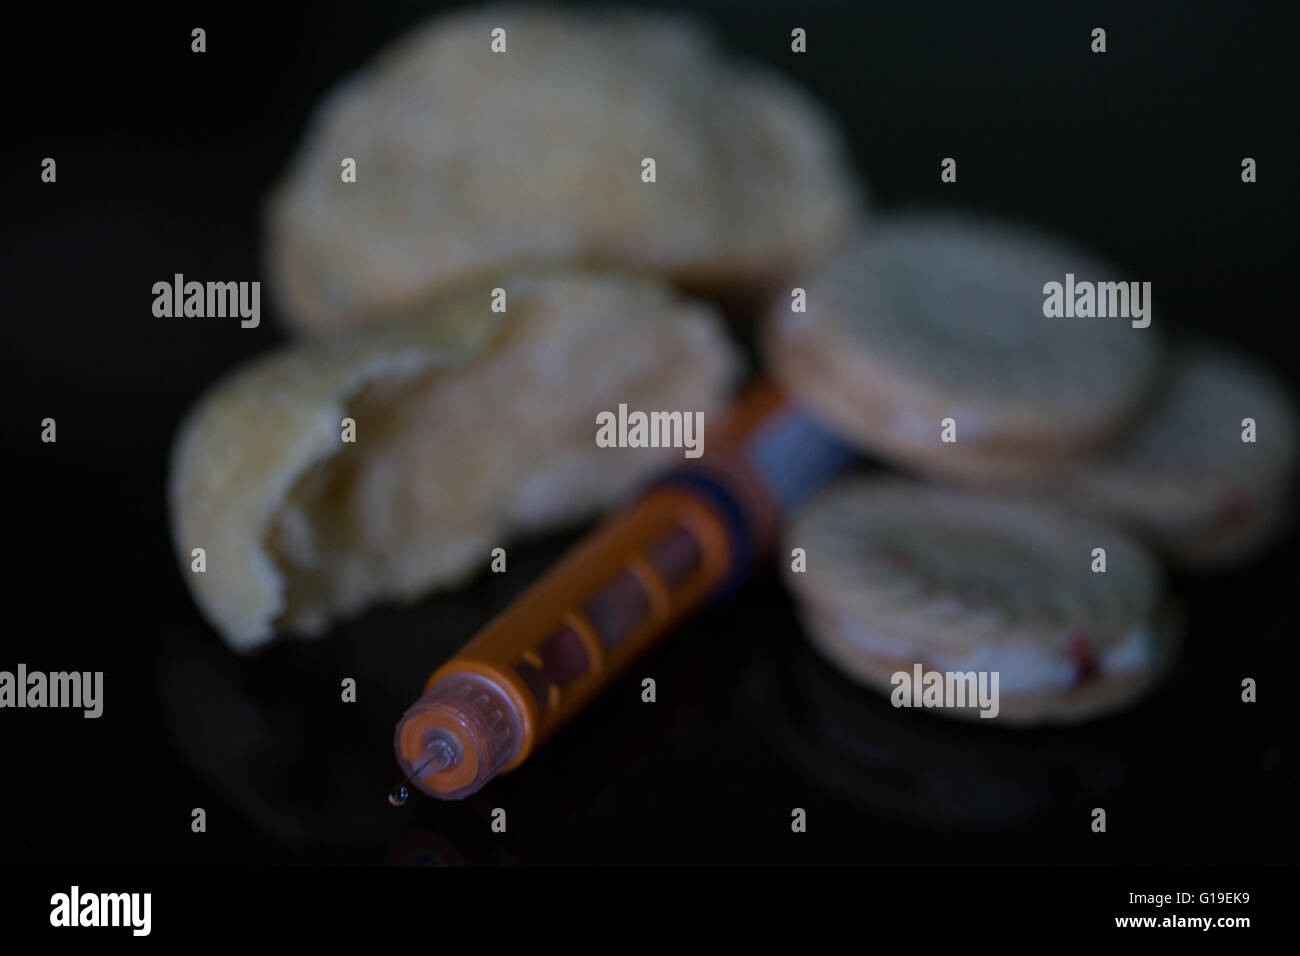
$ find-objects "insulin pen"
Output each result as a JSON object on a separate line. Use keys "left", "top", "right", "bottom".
{"left": 392, "top": 381, "right": 857, "bottom": 800}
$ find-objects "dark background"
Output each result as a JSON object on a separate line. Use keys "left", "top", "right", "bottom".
{"left": 2, "top": 0, "right": 1297, "bottom": 866}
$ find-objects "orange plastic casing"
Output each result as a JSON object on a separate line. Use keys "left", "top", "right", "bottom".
{"left": 400, "top": 382, "right": 788, "bottom": 780}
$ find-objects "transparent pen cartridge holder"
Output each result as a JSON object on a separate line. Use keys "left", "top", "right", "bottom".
{"left": 394, "top": 673, "right": 523, "bottom": 800}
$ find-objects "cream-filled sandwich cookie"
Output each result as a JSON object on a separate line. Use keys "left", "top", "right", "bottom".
{"left": 1057, "top": 345, "right": 1296, "bottom": 568}
{"left": 764, "top": 211, "right": 1163, "bottom": 484}
{"left": 783, "top": 480, "right": 1180, "bottom": 724}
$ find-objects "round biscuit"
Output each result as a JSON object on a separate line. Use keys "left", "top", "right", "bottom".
{"left": 765, "top": 211, "right": 1163, "bottom": 483}
{"left": 168, "top": 269, "right": 741, "bottom": 650}
{"left": 1059, "top": 345, "right": 1297, "bottom": 567}
{"left": 265, "top": 6, "right": 862, "bottom": 331}
{"left": 783, "top": 480, "right": 1178, "bottom": 724}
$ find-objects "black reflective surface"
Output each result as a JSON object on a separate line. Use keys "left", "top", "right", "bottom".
{"left": 3, "top": 0, "right": 1297, "bottom": 865}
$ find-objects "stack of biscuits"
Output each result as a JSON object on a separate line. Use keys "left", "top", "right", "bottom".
{"left": 169, "top": 6, "right": 1296, "bottom": 732}
{"left": 169, "top": 6, "right": 861, "bottom": 650}
{"left": 768, "top": 212, "right": 1296, "bottom": 724}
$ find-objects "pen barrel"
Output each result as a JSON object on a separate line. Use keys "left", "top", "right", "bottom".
{"left": 395, "top": 382, "right": 844, "bottom": 797}
{"left": 427, "top": 476, "right": 751, "bottom": 770}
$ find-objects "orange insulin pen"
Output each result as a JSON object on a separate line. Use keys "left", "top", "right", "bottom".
{"left": 392, "top": 381, "right": 857, "bottom": 800}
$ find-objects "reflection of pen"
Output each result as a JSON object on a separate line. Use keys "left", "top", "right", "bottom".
{"left": 392, "top": 380, "right": 857, "bottom": 800}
